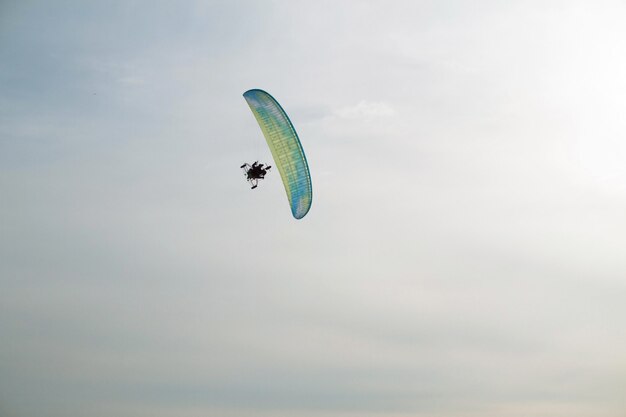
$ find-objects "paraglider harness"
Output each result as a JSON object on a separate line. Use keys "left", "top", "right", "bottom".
{"left": 240, "top": 161, "right": 271, "bottom": 189}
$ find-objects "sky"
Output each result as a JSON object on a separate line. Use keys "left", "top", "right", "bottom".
{"left": 1, "top": 1, "right": 626, "bottom": 416}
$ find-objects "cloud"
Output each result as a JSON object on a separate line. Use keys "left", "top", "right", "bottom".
{"left": 318, "top": 101, "right": 402, "bottom": 141}
{"left": 333, "top": 101, "right": 396, "bottom": 120}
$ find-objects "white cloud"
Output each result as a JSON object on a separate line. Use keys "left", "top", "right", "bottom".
{"left": 333, "top": 100, "right": 396, "bottom": 120}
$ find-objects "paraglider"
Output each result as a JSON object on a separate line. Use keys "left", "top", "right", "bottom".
{"left": 242, "top": 89, "right": 312, "bottom": 219}
{"left": 240, "top": 161, "right": 272, "bottom": 189}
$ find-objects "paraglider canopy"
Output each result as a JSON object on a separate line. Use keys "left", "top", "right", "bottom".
{"left": 243, "top": 89, "right": 312, "bottom": 219}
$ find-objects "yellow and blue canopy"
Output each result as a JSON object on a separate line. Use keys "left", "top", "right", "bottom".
{"left": 243, "top": 89, "right": 312, "bottom": 219}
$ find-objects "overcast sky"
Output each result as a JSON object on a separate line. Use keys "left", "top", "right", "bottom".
{"left": 1, "top": 1, "right": 626, "bottom": 416}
